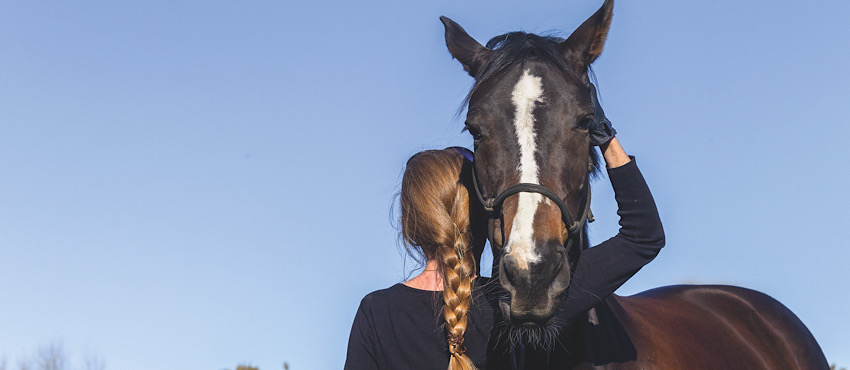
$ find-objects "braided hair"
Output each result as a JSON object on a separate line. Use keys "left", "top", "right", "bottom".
{"left": 401, "top": 149, "right": 480, "bottom": 370}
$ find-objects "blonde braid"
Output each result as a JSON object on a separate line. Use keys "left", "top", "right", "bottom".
{"left": 439, "top": 187, "right": 478, "bottom": 370}
{"left": 399, "top": 149, "right": 479, "bottom": 369}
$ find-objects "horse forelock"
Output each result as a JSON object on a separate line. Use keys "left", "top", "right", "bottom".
{"left": 460, "top": 31, "right": 580, "bottom": 111}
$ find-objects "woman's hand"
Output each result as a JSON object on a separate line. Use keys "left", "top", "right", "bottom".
{"left": 587, "top": 82, "right": 617, "bottom": 146}
{"left": 588, "top": 83, "right": 630, "bottom": 168}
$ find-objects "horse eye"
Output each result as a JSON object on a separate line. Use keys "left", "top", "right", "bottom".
{"left": 575, "top": 115, "right": 593, "bottom": 133}
{"left": 578, "top": 115, "right": 594, "bottom": 129}
{"left": 464, "top": 123, "right": 483, "bottom": 140}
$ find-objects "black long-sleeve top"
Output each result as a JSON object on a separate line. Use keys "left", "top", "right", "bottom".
{"left": 344, "top": 158, "right": 664, "bottom": 369}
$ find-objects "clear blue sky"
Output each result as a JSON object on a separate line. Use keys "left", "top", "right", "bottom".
{"left": 1, "top": 1, "right": 848, "bottom": 369}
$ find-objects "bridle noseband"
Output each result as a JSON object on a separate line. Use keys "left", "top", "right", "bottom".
{"left": 449, "top": 146, "right": 594, "bottom": 249}
{"left": 473, "top": 172, "right": 592, "bottom": 234}
{"left": 468, "top": 154, "right": 594, "bottom": 249}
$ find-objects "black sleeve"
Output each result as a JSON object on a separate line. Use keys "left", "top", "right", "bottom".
{"left": 555, "top": 157, "right": 665, "bottom": 322}
{"left": 344, "top": 297, "right": 380, "bottom": 370}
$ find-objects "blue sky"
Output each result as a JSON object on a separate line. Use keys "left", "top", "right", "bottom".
{"left": 1, "top": 1, "right": 848, "bottom": 369}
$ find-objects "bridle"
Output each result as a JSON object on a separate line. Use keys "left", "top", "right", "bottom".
{"left": 449, "top": 149, "right": 594, "bottom": 370}
{"left": 451, "top": 147, "right": 594, "bottom": 250}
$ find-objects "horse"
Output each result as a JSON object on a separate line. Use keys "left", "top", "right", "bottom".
{"left": 440, "top": 0, "right": 829, "bottom": 368}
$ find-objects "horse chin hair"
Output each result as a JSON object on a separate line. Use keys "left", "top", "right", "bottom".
{"left": 492, "top": 317, "right": 564, "bottom": 351}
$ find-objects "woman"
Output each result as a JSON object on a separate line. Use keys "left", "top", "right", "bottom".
{"left": 344, "top": 84, "right": 664, "bottom": 369}
{"left": 345, "top": 148, "right": 487, "bottom": 370}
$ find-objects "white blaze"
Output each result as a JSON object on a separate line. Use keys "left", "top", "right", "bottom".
{"left": 506, "top": 69, "right": 544, "bottom": 270}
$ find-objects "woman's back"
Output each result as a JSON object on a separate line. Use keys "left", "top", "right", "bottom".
{"left": 345, "top": 279, "right": 496, "bottom": 369}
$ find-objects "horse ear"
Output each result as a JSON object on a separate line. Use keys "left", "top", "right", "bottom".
{"left": 559, "top": 0, "right": 614, "bottom": 74}
{"left": 440, "top": 16, "right": 490, "bottom": 78}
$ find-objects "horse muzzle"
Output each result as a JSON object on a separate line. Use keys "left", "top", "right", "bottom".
{"left": 499, "top": 243, "right": 571, "bottom": 326}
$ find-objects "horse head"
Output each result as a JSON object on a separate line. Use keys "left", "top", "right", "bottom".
{"left": 442, "top": 0, "right": 613, "bottom": 330}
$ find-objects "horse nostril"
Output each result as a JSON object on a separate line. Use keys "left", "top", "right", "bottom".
{"left": 549, "top": 249, "right": 571, "bottom": 294}
{"left": 501, "top": 255, "right": 518, "bottom": 287}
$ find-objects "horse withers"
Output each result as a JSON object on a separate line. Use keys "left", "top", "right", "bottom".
{"left": 441, "top": 0, "right": 829, "bottom": 368}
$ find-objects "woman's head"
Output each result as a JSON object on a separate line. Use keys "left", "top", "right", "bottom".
{"left": 401, "top": 148, "right": 471, "bottom": 260}
{"left": 400, "top": 147, "right": 483, "bottom": 370}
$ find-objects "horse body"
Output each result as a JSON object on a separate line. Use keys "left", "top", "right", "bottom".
{"left": 576, "top": 286, "right": 826, "bottom": 369}
{"left": 441, "top": 0, "right": 828, "bottom": 368}
{"left": 487, "top": 286, "right": 827, "bottom": 369}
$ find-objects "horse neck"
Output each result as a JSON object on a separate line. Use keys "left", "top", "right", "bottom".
{"left": 558, "top": 294, "right": 637, "bottom": 366}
